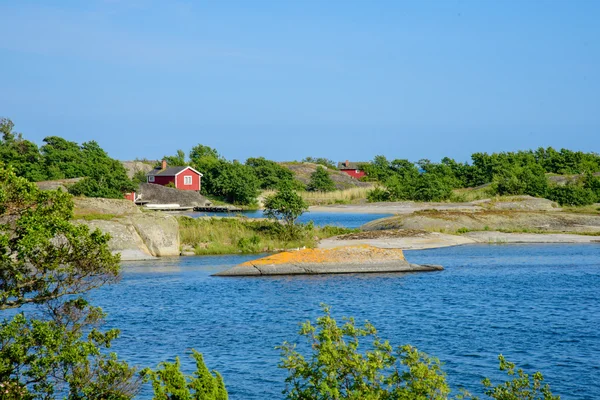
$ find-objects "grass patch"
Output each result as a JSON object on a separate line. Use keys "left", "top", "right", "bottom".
{"left": 263, "top": 187, "right": 372, "bottom": 206}
{"left": 203, "top": 195, "right": 260, "bottom": 210}
{"left": 73, "top": 213, "right": 117, "bottom": 221}
{"left": 178, "top": 216, "right": 357, "bottom": 255}
{"left": 561, "top": 204, "right": 600, "bottom": 215}
{"left": 451, "top": 187, "right": 492, "bottom": 202}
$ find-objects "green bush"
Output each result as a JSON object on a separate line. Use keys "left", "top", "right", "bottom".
{"left": 143, "top": 350, "right": 228, "bottom": 400}
{"left": 547, "top": 184, "right": 596, "bottom": 206}
{"left": 307, "top": 166, "right": 336, "bottom": 192}
{"left": 246, "top": 157, "right": 297, "bottom": 190}
{"left": 279, "top": 306, "right": 559, "bottom": 400}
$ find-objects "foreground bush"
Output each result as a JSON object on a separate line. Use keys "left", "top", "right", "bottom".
{"left": 143, "top": 350, "right": 227, "bottom": 400}
{"left": 0, "top": 166, "right": 139, "bottom": 398}
{"left": 279, "top": 306, "right": 559, "bottom": 400}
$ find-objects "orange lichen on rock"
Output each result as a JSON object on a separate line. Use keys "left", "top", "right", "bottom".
{"left": 239, "top": 245, "right": 405, "bottom": 266}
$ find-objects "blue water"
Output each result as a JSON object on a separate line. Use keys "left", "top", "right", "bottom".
{"left": 183, "top": 210, "right": 392, "bottom": 229}
{"left": 93, "top": 244, "right": 600, "bottom": 399}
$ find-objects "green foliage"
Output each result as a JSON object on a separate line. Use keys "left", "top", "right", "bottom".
{"left": 302, "top": 157, "right": 338, "bottom": 170}
{"left": 546, "top": 184, "right": 596, "bottom": 206}
{"left": 364, "top": 149, "right": 600, "bottom": 203}
{"left": 263, "top": 182, "right": 308, "bottom": 238}
{"left": 0, "top": 166, "right": 140, "bottom": 398}
{"left": 0, "top": 118, "right": 134, "bottom": 198}
{"left": 480, "top": 355, "right": 559, "bottom": 400}
{"left": 280, "top": 306, "right": 559, "bottom": 400}
{"left": 212, "top": 162, "right": 260, "bottom": 205}
{"left": 246, "top": 157, "right": 297, "bottom": 190}
{"left": 307, "top": 166, "right": 336, "bottom": 192}
{"left": 162, "top": 149, "right": 188, "bottom": 167}
{"left": 366, "top": 159, "right": 453, "bottom": 202}
{"left": 187, "top": 144, "right": 262, "bottom": 205}
{"left": 0, "top": 118, "right": 47, "bottom": 182}
{"left": 132, "top": 169, "right": 149, "bottom": 187}
{"left": 279, "top": 305, "right": 451, "bottom": 399}
{"left": 143, "top": 350, "right": 228, "bottom": 400}
{"left": 488, "top": 164, "right": 548, "bottom": 197}
{"left": 189, "top": 144, "right": 220, "bottom": 164}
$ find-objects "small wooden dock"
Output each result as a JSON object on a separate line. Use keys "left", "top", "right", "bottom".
{"left": 193, "top": 206, "right": 243, "bottom": 213}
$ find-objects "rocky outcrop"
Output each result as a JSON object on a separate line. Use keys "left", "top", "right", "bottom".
{"left": 474, "top": 196, "right": 560, "bottom": 212}
{"left": 121, "top": 160, "right": 155, "bottom": 179}
{"left": 77, "top": 213, "right": 180, "bottom": 261}
{"left": 129, "top": 214, "right": 180, "bottom": 257}
{"left": 81, "top": 218, "right": 154, "bottom": 261}
{"left": 35, "top": 178, "right": 83, "bottom": 192}
{"left": 73, "top": 197, "right": 141, "bottom": 216}
{"left": 214, "top": 245, "right": 443, "bottom": 276}
{"left": 137, "top": 183, "right": 211, "bottom": 207}
{"left": 361, "top": 211, "right": 600, "bottom": 234}
{"left": 319, "top": 229, "right": 476, "bottom": 250}
{"left": 281, "top": 162, "right": 373, "bottom": 190}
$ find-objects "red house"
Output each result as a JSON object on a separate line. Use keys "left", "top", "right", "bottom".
{"left": 146, "top": 160, "right": 203, "bottom": 191}
{"left": 337, "top": 160, "right": 367, "bottom": 179}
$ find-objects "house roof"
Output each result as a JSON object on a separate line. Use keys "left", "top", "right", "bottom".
{"left": 147, "top": 166, "right": 203, "bottom": 177}
{"left": 337, "top": 161, "right": 368, "bottom": 170}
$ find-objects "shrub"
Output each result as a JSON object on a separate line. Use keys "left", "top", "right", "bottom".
{"left": 264, "top": 182, "right": 308, "bottom": 238}
{"left": 307, "top": 166, "right": 336, "bottom": 192}
{"left": 279, "top": 306, "right": 559, "bottom": 400}
{"left": 143, "top": 350, "right": 228, "bottom": 400}
{"left": 547, "top": 184, "right": 596, "bottom": 206}
{"left": 367, "top": 186, "right": 391, "bottom": 202}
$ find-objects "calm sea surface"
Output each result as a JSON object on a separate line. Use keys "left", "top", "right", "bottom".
{"left": 93, "top": 243, "right": 600, "bottom": 399}
{"left": 183, "top": 210, "right": 392, "bottom": 228}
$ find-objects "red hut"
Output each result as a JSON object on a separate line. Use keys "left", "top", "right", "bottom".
{"left": 146, "top": 160, "right": 203, "bottom": 191}
{"left": 337, "top": 160, "right": 367, "bottom": 179}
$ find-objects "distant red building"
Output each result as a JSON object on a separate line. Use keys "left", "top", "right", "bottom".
{"left": 146, "top": 160, "right": 203, "bottom": 191}
{"left": 337, "top": 160, "right": 367, "bottom": 179}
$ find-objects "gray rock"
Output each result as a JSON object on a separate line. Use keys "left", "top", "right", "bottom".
{"left": 77, "top": 213, "right": 180, "bottom": 260}
{"left": 129, "top": 214, "right": 180, "bottom": 257}
{"left": 214, "top": 260, "right": 442, "bottom": 277}
{"left": 137, "top": 183, "right": 211, "bottom": 207}
{"left": 77, "top": 219, "right": 155, "bottom": 261}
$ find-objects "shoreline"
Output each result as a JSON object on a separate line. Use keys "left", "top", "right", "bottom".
{"left": 318, "top": 230, "right": 600, "bottom": 251}
{"left": 309, "top": 202, "right": 483, "bottom": 215}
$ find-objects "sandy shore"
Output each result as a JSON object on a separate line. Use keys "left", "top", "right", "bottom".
{"left": 318, "top": 230, "right": 600, "bottom": 251}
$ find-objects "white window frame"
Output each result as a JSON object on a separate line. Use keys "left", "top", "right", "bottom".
{"left": 148, "top": 175, "right": 155, "bottom": 182}
{"left": 184, "top": 175, "right": 193, "bottom": 185}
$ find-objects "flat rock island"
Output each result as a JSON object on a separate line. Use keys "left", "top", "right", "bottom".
{"left": 213, "top": 245, "right": 443, "bottom": 276}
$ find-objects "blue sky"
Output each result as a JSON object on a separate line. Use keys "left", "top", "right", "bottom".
{"left": 1, "top": 0, "right": 598, "bottom": 163}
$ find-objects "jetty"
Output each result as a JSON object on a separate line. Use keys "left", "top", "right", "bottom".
{"left": 144, "top": 204, "right": 194, "bottom": 211}
{"left": 193, "top": 206, "right": 243, "bottom": 213}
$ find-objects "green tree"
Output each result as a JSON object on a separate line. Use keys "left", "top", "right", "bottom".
{"left": 263, "top": 181, "right": 308, "bottom": 236}
{"left": 162, "top": 149, "right": 188, "bottom": 167}
{"left": 143, "top": 350, "right": 228, "bottom": 400}
{"left": 40, "top": 136, "right": 86, "bottom": 180}
{"left": 212, "top": 162, "right": 260, "bottom": 205}
{"left": 246, "top": 157, "right": 296, "bottom": 190}
{"left": 67, "top": 141, "right": 135, "bottom": 199}
{"left": 546, "top": 183, "right": 596, "bottom": 206}
{"left": 0, "top": 166, "right": 140, "bottom": 398}
{"left": 0, "top": 118, "right": 47, "bottom": 182}
{"left": 307, "top": 166, "right": 336, "bottom": 192}
{"left": 189, "top": 144, "right": 220, "bottom": 165}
